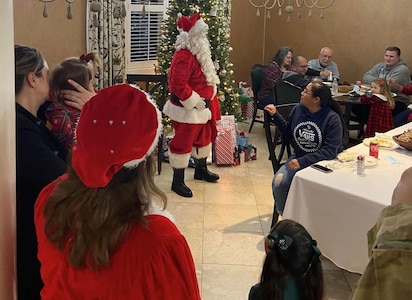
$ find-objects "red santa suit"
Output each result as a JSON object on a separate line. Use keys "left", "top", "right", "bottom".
{"left": 163, "top": 13, "right": 221, "bottom": 169}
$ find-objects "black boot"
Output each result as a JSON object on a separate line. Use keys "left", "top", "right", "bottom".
{"left": 194, "top": 158, "right": 219, "bottom": 182}
{"left": 172, "top": 168, "right": 193, "bottom": 198}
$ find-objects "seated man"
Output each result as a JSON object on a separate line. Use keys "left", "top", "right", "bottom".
{"left": 350, "top": 166, "right": 412, "bottom": 299}
{"left": 282, "top": 55, "right": 310, "bottom": 90}
{"left": 363, "top": 46, "right": 411, "bottom": 116}
{"left": 307, "top": 47, "right": 339, "bottom": 81}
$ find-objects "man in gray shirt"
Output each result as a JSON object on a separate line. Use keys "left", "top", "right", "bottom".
{"left": 307, "top": 47, "right": 339, "bottom": 81}
{"left": 363, "top": 46, "right": 411, "bottom": 115}
{"left": 282, "top": 56, "right": 310, "bottom": 89}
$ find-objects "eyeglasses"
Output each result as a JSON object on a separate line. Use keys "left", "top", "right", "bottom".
{"left": 295, "top": 64, "right": 308, "bottom": 68}
{"left": 303, "top": 89, "right": 313, "bottom": 95}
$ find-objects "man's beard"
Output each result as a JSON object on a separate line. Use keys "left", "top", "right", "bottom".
{"left": 187, "top": 33, "right": 220, "bottom": 87}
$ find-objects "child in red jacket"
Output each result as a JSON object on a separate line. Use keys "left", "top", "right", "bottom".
{"left": 360, "top": 79, "right": 394, "bottom": 137}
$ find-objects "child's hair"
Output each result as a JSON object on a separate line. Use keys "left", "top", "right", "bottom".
{"left": 50, "top": 52, "right": 101, "bottom": 104}
{"left": 79, "top": 51, "right": 101, "bottom": 80}
{"left": 371, "top": 78, "right": 395, "bottom": 108}
{"left": 259, "top": 219, "right": 324, "bottom": 300}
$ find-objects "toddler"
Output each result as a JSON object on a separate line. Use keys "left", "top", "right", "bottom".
{"left": 46, "top": 52, "right": 100, "bottom": 149}
{"left": 360, "top": 79, "right": 394, "bottom": 137}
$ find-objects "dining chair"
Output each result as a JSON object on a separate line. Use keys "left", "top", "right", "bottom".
{"left": 248, "top": 64, "right": 265, "bottom": 133}
{"left": 265, "top": 81, "right": 302, "bottom": 228}
{"left": 126, "top": 74, "right": 168, "bottom": 175}
{"left": 265, "top": 80, "right": 302, "bottom": 174}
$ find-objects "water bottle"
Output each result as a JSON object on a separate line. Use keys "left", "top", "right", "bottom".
{"left": 332, "top": 77, "right": 338, "bottom": 95}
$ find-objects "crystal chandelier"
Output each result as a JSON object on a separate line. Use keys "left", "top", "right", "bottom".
{"left": 248, "top": 0, "right": 335, "bottom": 22}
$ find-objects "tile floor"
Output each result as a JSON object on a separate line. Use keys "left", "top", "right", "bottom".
{"left": 154, "top": 121, "right": 361, "bottom": 300}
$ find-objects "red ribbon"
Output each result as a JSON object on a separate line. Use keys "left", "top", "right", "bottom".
{"left": 80, "top": 54, "right": 91, "bottom": 63}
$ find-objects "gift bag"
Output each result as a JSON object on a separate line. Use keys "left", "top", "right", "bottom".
{"left": 236, "top": 86, "right": 254, "bottom": 120}
{"left": 219, "top": 115, "right": 237, "bottom": 146}
{"left": 214, "top": 129, "right": 234, "bottom": 165}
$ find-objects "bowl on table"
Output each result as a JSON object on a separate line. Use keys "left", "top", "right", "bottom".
{"left": 393, "top": 129, "right": 412, "bottom": 150}
{"left": 338, "top": 84, "right": 354, "bottom": 93}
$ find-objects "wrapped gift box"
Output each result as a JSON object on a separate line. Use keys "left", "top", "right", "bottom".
{"left": 236, "top": 135, "right": 249, "bottom": 150}
{"left": 244, "top": 145, "right": 257, "bottom": 162}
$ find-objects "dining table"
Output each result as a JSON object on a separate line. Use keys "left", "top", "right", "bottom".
{"left": 333, "top": 92, "right": 364, "bottom": 130}
{"left": 282, "top": 123, "right": 412, "bottom": 274}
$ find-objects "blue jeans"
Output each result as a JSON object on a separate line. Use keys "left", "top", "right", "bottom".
{"left": 272, "top": 155, "right": 298, "bottom": 215}
{"left": 394, "top": 109, "right": 412, "bottom": 127}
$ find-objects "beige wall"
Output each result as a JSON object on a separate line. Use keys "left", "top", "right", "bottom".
{"left": 1, "top": 0, "right": 17, "bottom": 299}
{"left": 14, "top": 0, "right": 87, "bottom": 69}
{"left": 6, "top": 1, "right": 411, "bottom": 297}
{"left": 14, "top": 1, "right": 412, "bottom": 86}
{"left": 231, "top": 0, "right": 412, "bottom": 85}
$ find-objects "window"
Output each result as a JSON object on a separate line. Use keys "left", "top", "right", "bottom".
{"left": 125, "top": 0, "right": 169, "bottom": 74}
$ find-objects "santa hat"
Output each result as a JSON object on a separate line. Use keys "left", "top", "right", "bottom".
{"left": 176, "top": 12, "right": 207, "bottom": 36}
{"left": 72, "top": 84, "right": 162, "bottom": 188}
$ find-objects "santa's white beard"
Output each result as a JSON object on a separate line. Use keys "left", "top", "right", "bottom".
{"left": 175, "top": 31, "right": 220, "bottom": 87}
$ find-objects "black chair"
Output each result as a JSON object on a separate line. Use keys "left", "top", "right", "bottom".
{"left": 248, "top": 64, "right": 265, "bottom": 133}
{"left": 265, "top": 80, "right": 302, "bottom": 174}
{"left": 126, "top": 74, "right": 168, "bottom": 175}
{"left": 265, "top": 80, "right": 301, "bottom": 228}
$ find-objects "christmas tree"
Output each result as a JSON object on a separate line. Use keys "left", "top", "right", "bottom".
{"left": 157, "top": 0, "right": 241, "bottom": 120}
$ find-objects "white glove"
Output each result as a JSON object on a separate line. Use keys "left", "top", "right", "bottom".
{"left": 194, "top": 99, "right": 206, "bottom": 110}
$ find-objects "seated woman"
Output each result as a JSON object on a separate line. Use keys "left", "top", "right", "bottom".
{"left": 360, "top": 79, "right": 394, "bottom": 137}
{"left": 249, "top": 219, "right": 324, "bottom": 300}
{"left": 265, "top": 82, "right": 344, "bottom": 218}
{"left": 257, "top": 46, "right": 293, "bottom": 107}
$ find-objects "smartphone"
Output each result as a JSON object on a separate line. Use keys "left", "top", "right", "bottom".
{"left": 311, "top": 164, "right": 333, "bottom": 173}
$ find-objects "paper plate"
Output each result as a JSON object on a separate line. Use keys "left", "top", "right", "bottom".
{"left": 337, "top": 152, "right": 378, "bottom": 168}
{"left": 363, "top": 137, "right": 398, "bottom": 150}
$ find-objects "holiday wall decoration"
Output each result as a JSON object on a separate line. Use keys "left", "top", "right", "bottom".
{"left": 157, "top": 0, "right": 241, "bottom": 121}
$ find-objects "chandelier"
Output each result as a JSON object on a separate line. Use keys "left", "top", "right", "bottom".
{"left": 38, "top": 0, "right": 76, "bottom": 19}
{"left": 248, "top": 0, "right": 335, "bottom": 22}
{"left": 38, "top": 0, "right": 107, "bottom": 19}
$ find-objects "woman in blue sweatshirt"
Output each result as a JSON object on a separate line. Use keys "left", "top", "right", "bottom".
{"left": 265, "top": 82, "right": 344, "bottom": 217}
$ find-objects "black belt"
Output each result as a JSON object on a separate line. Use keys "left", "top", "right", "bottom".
{"left": 171, "top": 93, "right": 211, "bottom": 108}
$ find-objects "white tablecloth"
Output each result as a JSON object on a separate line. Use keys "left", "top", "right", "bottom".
{"left": 283, "top": 123, "right": 412, "bottom": 274}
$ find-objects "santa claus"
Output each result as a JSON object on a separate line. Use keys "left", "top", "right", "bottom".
{"left": 163, "top": 12, "right": 221, "bottom": 198}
